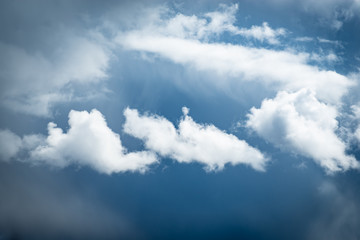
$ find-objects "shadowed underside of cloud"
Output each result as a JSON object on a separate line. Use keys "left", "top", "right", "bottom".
{"left": 123, "top": 107, "right": 268, "bottom": 171}
{"left": 246, "top": 89, "right": 359, "bottom": 174}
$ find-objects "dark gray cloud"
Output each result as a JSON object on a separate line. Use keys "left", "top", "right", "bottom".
{"left": 307, "top": 180, "right": 360, "bottom": 240}
{"left": 0, "top": 163, "right": 133, "bottom": 240}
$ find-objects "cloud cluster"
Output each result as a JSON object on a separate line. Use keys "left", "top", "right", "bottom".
{"left": 246, "top": 89, "right": 359, "bottom": 173}
{"left": 1, "top": 107, "right": 268, "bottom": 173}
{"left": 123, "top": 107, "right": 268, "bottom": 171}
{"left": 1, "top": 2, "right": 358, "bottom": 175}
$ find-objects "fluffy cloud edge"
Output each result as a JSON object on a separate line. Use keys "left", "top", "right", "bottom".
{"left": 123, "top": 107, "right": 268, "bottom": 172}
{"left": 246, "top": 88, "right": 359, "bottom": 174}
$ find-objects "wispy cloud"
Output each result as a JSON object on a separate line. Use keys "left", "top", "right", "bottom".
{"left": 116, "top": 4, "right": 352, "bottom": 104}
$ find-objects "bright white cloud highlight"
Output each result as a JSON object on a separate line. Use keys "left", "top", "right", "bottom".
{"left": 120, "top": 34, "right": 351, "bottom": 104}
{"left": 117, "top": 5, "right": 352, "bottom": 104}
{"left": 31, "top": 109, "right": 157, "bottom": 174}
{"left": 246, "top": 89, "right": 359, "bottom": 173}
{"left": 123, "top": 107, "right": 268, "bottom": 171}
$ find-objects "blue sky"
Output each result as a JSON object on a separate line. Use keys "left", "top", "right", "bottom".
{"left": 1, "top": 0, "right": 360, "bottom": 239}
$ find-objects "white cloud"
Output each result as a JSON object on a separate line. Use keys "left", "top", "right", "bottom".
{"left": 123, "top": 107, "right": 268, "bottom": 172}
{"left": 235, "top": 22, "right": 286, "bottom": 45}
{"left": 126, "top": 4, "right": 286, "bottom": 44}
{"left": 119, "top": 33, "right": 352, "bottom": 104}
{"left": 30, "top": 109, "right": 158, "bottom": 174}
{"left": 246, "top": 89, "right": 359, "bottom": 173}
{"left": 0, "top": 34, "right": 110, "bottom": 117}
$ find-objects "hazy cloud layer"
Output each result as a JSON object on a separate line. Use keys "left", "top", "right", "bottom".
{"left": 246, "top": 89, "right": 359, "bottom": 173}
{"left": 0, "top": 37, "right": 110, "bottom": 116}
{"left": 124, "top": 107, "right": 268, "bottom": 171}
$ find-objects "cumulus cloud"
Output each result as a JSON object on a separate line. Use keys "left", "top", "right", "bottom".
{"left": 30, "top": 109, "right": 158, "bottom": 174}
{"left": 123, "top": 107, "right": 268, "bottom": 171}
{"left": 246, "top": 89, "right": 359, "bottom": 173}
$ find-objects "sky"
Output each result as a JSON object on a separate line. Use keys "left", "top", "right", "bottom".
{"left": 1, "top": 0, "right": 360, "bottom": 239}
